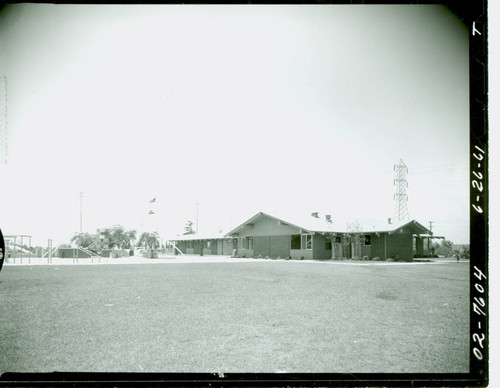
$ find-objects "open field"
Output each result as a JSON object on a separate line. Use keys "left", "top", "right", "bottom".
{"left": 0, "top": 260, "right": 469, "bottom": 374}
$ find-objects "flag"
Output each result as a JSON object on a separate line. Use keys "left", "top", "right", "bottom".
{"left": 149, "top": 197, "right": 157, "bottom": 203}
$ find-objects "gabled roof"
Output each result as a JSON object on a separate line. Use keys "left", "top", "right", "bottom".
{"left": 226, "top": 211, "right": 334, "bottom": 235}
{"left": 360, "top": 219, "right": 431, "bottom": 235}
{"left": 227, "top": 211, "right": 432, "bottom": 236}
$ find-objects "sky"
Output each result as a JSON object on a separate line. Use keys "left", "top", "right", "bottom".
{"left": 0, "top": 4, "right": 470, "bottom": 246}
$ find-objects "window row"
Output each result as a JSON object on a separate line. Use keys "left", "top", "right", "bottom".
{"left": 187, "top": 240, "right": 214, "bottom": 249}
{"left": 239, "top": 237, "right": 253, "bottom": 250}
{"left": 186, "top": 234, "right": 372, "bottom": 251}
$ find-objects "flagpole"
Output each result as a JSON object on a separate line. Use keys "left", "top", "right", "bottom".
{"left": 148, "top": 196, "right": 160, "bottom": 257}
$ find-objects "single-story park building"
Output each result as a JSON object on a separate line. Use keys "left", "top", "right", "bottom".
{"left": 172, "top": 211, "right": 435, "bottom": 261}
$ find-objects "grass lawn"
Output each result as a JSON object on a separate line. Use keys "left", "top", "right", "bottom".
{"left": 0, "top": 261, "right": 469, "bottom": 374}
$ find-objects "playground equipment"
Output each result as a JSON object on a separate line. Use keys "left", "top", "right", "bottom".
{"left": 165, "top": 239, "right": 183, "bottom": 256}
{"left": 3, "top": 234, "right": 33, "bottom": 264}
{"left": 41, "top": 239, "right": 102, "bottom": 263}
{"left": 42, "top": 239, "right": 57, "bottom": 261}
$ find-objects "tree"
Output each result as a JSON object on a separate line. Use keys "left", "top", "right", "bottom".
{"left": 71, "top": 232, "right": 96, "bottom": 249}
{"left": 328, "top": 220, "right": 364, "bottom": 260}
{"left": 458, "top": 247, "right": 470, "bottom": 260}
{"left": 123, "top": 230, "right": 137, "bottom": 249}
{"left": 112, "top": 227, "right": 125, "bottom": 248}
{"left": 435, "top": 239, "right": 454, "bottom": 257}
{"left": 137, "top": 232, "right": 159, "bottom": 250}
{"left": 183, "top": 220, "right": 194, "bottom": 235}
{"left": 72, "top": 227, "right": 137, "bottom": 251}
{"left": 110, "top": 227, "right": 137, "bottom": 249}
{"left": 430, "top": 240, "right": 441, "bottom": 257}
{"left": 346, "top": 220, "right": 364, "bottom": 244}
{"left": 346, "top": 220, "right": 364, "bottom": 259}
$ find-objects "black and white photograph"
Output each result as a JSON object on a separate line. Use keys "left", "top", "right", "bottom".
{"left": 0, "top": 2, "right": 488, "bottom": 386}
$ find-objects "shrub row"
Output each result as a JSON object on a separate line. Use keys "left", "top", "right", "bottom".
{"left": 232, "top": 254, "right": 411, "bottom": 262}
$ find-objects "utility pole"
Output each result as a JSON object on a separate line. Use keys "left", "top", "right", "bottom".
{"left": 428, "top": 221, "right": 434, "bottom": 233}
{"left": 79, "top": 192, "right": 83, "bottom": 233}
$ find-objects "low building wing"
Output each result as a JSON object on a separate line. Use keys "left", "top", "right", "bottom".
{"left": 171, "top": 232, "right": 226, "bottom": 241}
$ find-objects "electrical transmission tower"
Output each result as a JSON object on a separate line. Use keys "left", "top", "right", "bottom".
{"left": 0, "top": 76, "right": 7, "bottom": 164}
{"left": 393, "top": 159, "right": 410, "bottom": 221}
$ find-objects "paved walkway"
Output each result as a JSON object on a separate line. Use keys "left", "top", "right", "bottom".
{"left": 3, "top": 255, "right": 465, "bottom": 266}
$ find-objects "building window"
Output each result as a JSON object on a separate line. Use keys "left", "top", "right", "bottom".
{"left": 187, "top": 241, "right": 194, "bottom": 249}
{"left": 246, "top": 237, "right": 253, "bottom": 250}
{"left": 291, "top": 235, "right": 301, "bottom": 249}
{"left": 301, "top": 234, "right": 312, "bottom": 250}
{"left": 240, "top": 237, "right": 246, "bottom": 249}
{"left": 206, "top": 241, "right": 211, "bottom": 249}
{"left": 364, "top": 235, "right": 371, "bottom": 246}
{"left": 291, "top": 234, "right": 313, "bottom": 250}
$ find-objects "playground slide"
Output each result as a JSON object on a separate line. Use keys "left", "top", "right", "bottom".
{"left": 8, "top": 244, "right": 31, "bottom": 254}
